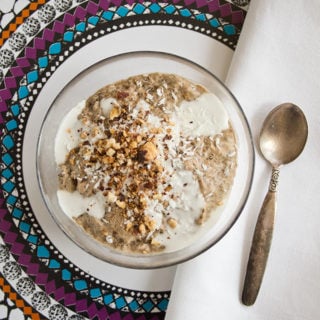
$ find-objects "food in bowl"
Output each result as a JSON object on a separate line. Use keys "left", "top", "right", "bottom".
{"left": 55, "top": 72, "right": 237, "bottom": 254}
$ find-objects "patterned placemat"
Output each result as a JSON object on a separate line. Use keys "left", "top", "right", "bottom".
{"left": 0, "top": 1, "right": 250, "bottom": 319}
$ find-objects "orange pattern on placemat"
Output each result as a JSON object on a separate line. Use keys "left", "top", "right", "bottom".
{"left": 0, "top": 0, "right": 47, "bottom": 46}
{"left": 0, "top": 276, "right": 41, "bottom": 320}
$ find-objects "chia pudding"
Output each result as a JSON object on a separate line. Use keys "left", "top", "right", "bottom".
{"left": 55, "top": 73, "right": 237, "bottom": 254}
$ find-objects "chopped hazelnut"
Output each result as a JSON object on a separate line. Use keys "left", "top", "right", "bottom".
{"left": 81, "top": 116, "right": 89, "bottom": 125}
{"left": 136, "top": 118, "right": 145, "bottom": 125}
{"left": 116, "top": 153, "right": 125, "bottom": 161}
{"left": 116, "top": 200, "right": 126, "bottom": 209}
{"left": 144, "top": 216, "right": 156, "bottom": 231}
{"left": 109, "top": 106, "right": 122, "bottom": 120}
{"left": 106, "top": 148, "right": 116, "bottom": 157}
{"left": 137, "top": 141, "right": 157, "bottom": 162}
{"left": 139, "top": 196, "right": 147, "bottom": 208}
{"left": 153, "top": 193, "right": 162, "bottom": 200}
{"left": 91, "top": 127, "right": 100, "bottom": 137}
{"left": 163, "top": 200, "right": 169, "bottom": 208}
{"left": 125, "top": 222, "right": 133, "bottom": 231}
{"left": 150, "top": 128, "right": 163, "bottom": 134}
{"left": 151, "top": 238, "right": 161, "bottom": 246}
{"left": 139, "top": 223, "right": 146, "bottom": 234}
{"left": 113, "top": 142, "right": 121, "bottom": 150}
{"left": 106, "top": 192, "right": 117, "bottom": 203}
{"left": 130, "top": 141, "right": 137, "bottom": 149}
{"left": 102, "top": 156, "right": 114, "bottom": 164}
{"left": 154, "top": 160, "right": 163, "bottom": 173}
{"left": 69, "top": 157, "right": 75, "bottom": 166}
{"left": 167, "top": 218, "right": 177, "bottom": 229}
{"left": 80, "top": 131, "right": 88, "bottom": 139}
{"left": 108, "top": 138, "right": 116, "bottom": 146}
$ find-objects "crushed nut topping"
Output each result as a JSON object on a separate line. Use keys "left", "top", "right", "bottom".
{"left": 57, "top": 73, "right": 237, "bottom": 254}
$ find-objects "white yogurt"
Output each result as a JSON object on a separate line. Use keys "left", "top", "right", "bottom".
{"left": 175, "top": 92, "right": 228, "bottom": 137}
{"left": 54, "top": 100, "right": 85, "bottom": 165}
{"left": 57, "top": 190, "right": 105, "bottom": 219}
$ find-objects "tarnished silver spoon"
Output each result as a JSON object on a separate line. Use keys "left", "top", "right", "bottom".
{"left": 242, "top": 103, "right": 308, "bottom": 306}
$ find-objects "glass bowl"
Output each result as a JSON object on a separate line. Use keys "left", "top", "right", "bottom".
{"left": 37, "top": 51, "right": 254, "bottom": 269}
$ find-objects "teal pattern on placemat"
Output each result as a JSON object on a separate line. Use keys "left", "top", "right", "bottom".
{"left": 0, "top": 0, "right": 250, "bottom": 319}
{"left": 1, "top": 2, "right": 244, "bottom": 308}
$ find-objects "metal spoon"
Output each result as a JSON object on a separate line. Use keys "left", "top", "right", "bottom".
{"left": 242, "top": 103, "right": 308, "bottom": 306}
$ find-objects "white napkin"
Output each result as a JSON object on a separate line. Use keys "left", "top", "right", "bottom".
{"left": 166, "top": 0, "right": 320, "bottom": 319}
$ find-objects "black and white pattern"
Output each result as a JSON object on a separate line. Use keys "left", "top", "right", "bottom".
{"left": 16, "top": 278, "right": 36, "bottom": 297}
{"left": 0, "top": 49, "right": 14, "bottom": 68}
{"left": 31, "top": 291, "right": 51, "bottom": 311}
{"left": 2, "top": 262, "right": 22, "bottom": 280}
{"left": 22, "top": 17, "right": 41, "bottom": 37}
{"left": 37, "top": 3, "right": 56, "bottom": 23}
{"left": 48, "top": 304, "right": 68, "bottom": 320}
{"left": 0, "top": 245, "right": 9, "bottom": 263}
{"left": 54, "top": 0, "right": 74, "bottom": 12}
{"left": 8, "top": 32, "right": 27, "bottom": 51}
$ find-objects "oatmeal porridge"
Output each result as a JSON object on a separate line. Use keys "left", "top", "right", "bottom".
{"left": 55, "top": 73, "right": 237, "bottom": 254}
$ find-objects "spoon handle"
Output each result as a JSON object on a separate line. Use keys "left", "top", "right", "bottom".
{"left": 242, "top": 167, "right": 279, "bottom": 306}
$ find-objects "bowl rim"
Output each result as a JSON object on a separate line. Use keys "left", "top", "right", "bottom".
{"left": 36, "top": 50, "right": 255, "bottom": 269}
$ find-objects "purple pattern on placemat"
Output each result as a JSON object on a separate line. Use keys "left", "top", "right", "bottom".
{"left": 0, "top": 88, "right": 11, "bottom": 100}
{"left": 42, "top": 28, "right": 55, "bottom": 42}
{"left": 0, "top": 1, "right": 249, "bottom": 319}
{"left": 25, "top": 47, "right": 37, "bottom": 59}
{"left": 52, "top": 20, "right": 65, "bottom": 34}
{"left": 1, "top": 196, "right": 158, "bottom": 319}
{"left": 16, "top": 57, "right": 31, "bottom": 68}
{"left": 9, "top": 66, "right": 25, "bottom": 77}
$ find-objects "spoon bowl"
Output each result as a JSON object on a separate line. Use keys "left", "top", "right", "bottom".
{"left": 242, "top": 103, "right": 308, "bottom": 306}
{"left": 260, "top": 103, "right": 308, "bottom": 166}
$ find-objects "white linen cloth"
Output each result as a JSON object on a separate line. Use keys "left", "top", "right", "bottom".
{"left": 166, "top": 0, "right": 320, "bottom": 319}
